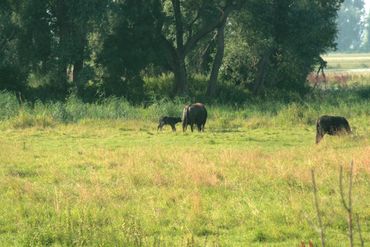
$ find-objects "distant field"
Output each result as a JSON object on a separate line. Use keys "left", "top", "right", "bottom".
{"left": 308, "top": 53, "right": 370, "bottom": 87}
{"left": 0, "top": 91, "right": 369, "bottom": 246}
{"left": 323, "top": 53, "right": 370, "bottom": 71}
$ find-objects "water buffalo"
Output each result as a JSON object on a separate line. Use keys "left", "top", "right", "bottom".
{"left": 182, "top": 103, "right": 207, "bottom": 132}
{"left": 316, "top": 115, "right": 351, "bottom": 144}
{"left": 157, "top": 116, "right": 182, "bottom": 132}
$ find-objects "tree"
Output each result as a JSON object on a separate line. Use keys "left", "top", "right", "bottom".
{"left": 206, "top": 19, "right": 226, "bottom": 97}
{"left": 336, "top": 0, "right": 365, "bottom": 51}
{"left": 158, "top": 0, "right": 242, "bottom": 96}
{"left": 48, "top": 0, "right": 108, "bottom": 97}
{"left": 0, "top": 0, "right": 108, "bottom": 100}
{"left": 97, "top": 0, "right": 163, "bottom": 101}
{"left": 0, "top": 0, "right": 40, "bottom": 94}
{"left": 220, "top": 0, "right": 343, "bottom": 95}
{"left": 0, "top": 0, "right": 346, "bottom": 102}
{"left": 362, "top": 10, "right": 370, "bottom": 51}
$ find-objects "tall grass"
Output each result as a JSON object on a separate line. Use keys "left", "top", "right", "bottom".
{"left": 0, "top": 86, "right": 369, "bottom": 129}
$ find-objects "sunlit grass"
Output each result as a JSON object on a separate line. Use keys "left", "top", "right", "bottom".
{"left": 323, "top": 53, "right": 370, "bottom": 70}
{"left": 0, "top": 110, "right": 369, "bottom": 246}
{"left": 0, "top": 88, "right": 369, "bottom": 245}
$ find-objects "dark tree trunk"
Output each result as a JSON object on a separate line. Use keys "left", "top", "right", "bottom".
{"left": 206, "top": 21, "right": 225, "bottom": 97}
{"left": 55, "top": 0, "right": 70, "bottom": 92}
{"left": 72, "top": 34, "right": 87, "bottom": 95}
{"left": 73, "top": 58, "right": 83, "bottom": 92}
{"left": 170, "top": 0, "right": 188, "bottom": 95}
{"left": 161, "top": 1, "right": 238, "bottom": 96}
{"left": 199, "top": 36, "right": 216, "bottom": 73}
{"left": 253, "top": 49, "right": 271, "bottom": 95}
{"left": 173, "top": 52, "right": 188, "bottom": 95}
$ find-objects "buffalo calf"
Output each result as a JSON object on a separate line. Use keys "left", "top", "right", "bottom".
{"left": 316, "top": 115, "right": 351, "bottom": 144}
{"left": 158, "top": 116, "right": 182, "bottom": 132}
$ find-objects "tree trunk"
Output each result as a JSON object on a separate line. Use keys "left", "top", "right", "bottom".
{"left": 55, "top": 0, "right": 70, "bottom": 93}
{"left": 170, "top": 0, "right": 188, "bottom": 96}
{"left": 163, "top": 1, "right": 238, "bottom": 96}
{"left": 72, "top": 33, "right": 86, "bottom": 93}
{"left": 173, "top": 52, "right": 188, "bottom": 95}
{"left": 253, "top": 49, "right": 271, "bottom": 95}
{"left": 206, "top": 21, "right": 225, "bottom": 97}
{"left": 73, "top": 58, "right": 84, "bottom": 92}
{"left": 199, "top": 36, "right": 215, "bottom": 73}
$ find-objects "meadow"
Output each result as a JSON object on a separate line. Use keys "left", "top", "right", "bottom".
{"left": 323, "top": 53, "right": 370, "bottom": 71}
{"left": 0, "top": 76, "right": 370, "bottom": 246}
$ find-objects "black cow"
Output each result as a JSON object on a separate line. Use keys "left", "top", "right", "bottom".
{"left": 157, "top": 116, "right": 182, "bottom": 132}
{"left": 316, "top": 115, "right": 351, "bottom": 144}
{"left": 182, "top": 103, "right": 207, "bottom": 132}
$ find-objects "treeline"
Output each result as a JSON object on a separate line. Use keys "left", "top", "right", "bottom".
{"left": 0, "top": 0, "right": 343, "bottom": 103}
{"left": 337, "top": 0, "right": 370, "bottom": 52}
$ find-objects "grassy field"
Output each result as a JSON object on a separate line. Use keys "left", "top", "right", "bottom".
{"left": 0, "top": 87, "right": 369, "bottom": 246}
{"left": 307, "top": 53, "right": 370, "bottom": 87}
{"left": 323, "top": 53, "right": 370, "bottom": 71}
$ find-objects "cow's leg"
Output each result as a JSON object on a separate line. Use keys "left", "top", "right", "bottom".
{"left": 171, "top": 124, "right": 176, "bottom": 132}
{"left": 346, "top": 126, "right": 351, "bottom": 134}
{"left": 191, "top": 124, "right": 194, "bottom": 132}
{"left": 197, "top": 124, "right": 202, "bottom": 132}
{"left": 316, "top": 130, "right": 323, "bottom": 144}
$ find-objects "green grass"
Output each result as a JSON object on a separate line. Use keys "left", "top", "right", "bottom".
{"left": 0, "top": 89, "right": 369, "bottom": 246}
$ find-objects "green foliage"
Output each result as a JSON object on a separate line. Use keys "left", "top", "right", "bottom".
{"left": 96, "top": 0, "right": 163, "bottom": 101}
{"left": 146, "top": 98, "right": 185, "bottom": 120}
{"left": 221, "top": 0, "right": 343, "bottom": 94}
{"left": 0, "top": 0, "right": 347, "bottom": 101}
{"left": 144, "top": 73, "right": 174, "bottom": 99}
{"left": 144, "top": 73, "right": 209, "bottom": 102}
{"left": 188, "top": 74, "right": 209, "bottom": 100}
{"left": 0, "top": 90, "right": 20, "bottom": 120}
{"left": 0, "top": 84, "right": 369, "bottom": 130}
{"left": 219, "top": 35, "right": 257, "bottom": 88}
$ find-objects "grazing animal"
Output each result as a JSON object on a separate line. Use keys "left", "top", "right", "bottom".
{"left": 316, "top": 115, "right": 351, "bottom": 144}
{"left": 182, "top": 103, "right": 207, "bottom": 132}
{"left": 157, "top": 116, "right": 182, "bottom": 132}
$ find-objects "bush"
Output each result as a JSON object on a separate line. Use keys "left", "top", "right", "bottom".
{"left": 144, "top": 73, "right": 174, "bottom": 99}
{"left": 0, "top": 91, "right": 20, "bottom": 120}
{"left": 145, "top": 98, "right": 185, "bottom": 121}
{"left": 11, "top": 110, "right": 56, "bottom": 129}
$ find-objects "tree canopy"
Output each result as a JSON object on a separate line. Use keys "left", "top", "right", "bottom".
{"left": 336, "top": 0, "right": 365, "bottom": 51}
{"left": 0, "top": 0, "right": 345, "bottom": 102}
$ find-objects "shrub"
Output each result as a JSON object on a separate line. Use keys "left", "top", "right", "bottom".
{"left": 11, "top": 110, "right": 56, "bottom": 129}
{"left": 145, "top": 98, "right": 185, "bottom": 121}
{"left": 144, "top": 73, "right": 174, "bottom": 99}
{"left": 0, "top": 91, "right": 20, "bottom": 120}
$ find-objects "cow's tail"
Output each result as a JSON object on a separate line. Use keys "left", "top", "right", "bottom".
{"left": 202, "top": 109, "right": 207, "bottom": 131}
